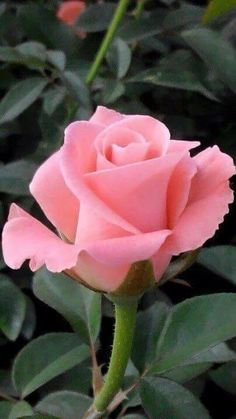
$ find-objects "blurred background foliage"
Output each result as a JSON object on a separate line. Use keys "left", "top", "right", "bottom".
{"left": 0, "top": 0, "right": 236, "bottom": 418}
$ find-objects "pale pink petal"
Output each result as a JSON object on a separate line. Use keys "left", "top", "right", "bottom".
{"left": 165, "top": 146, "right": 235, "bottom": 254}
{"left": 30, "top": 151, "right": 79, "bottom": 242}
{"left": 167, "top": 182, "right": 234, "bottom": 254}
{"left": 168, "top": 140, "right": 200, "bottom": 153}
{"left": 73, "top": 252, "right": 129, "bottom": 292}
{"left": 82, "top": 230, "right": 171, "bottom": 266}
{"left": 189, "top": 146, "right": 235, "bottom": 202}
{"left": 76, "top": 201, "right": 132, "bottom": 244}
{"left": 2, "top": 204, "right": 78, "bottom": 272}
{"left": 61, "top": 135, "right": 140, "bottom": 235}
{"left": 110, "top": 115, "right": 170, "bottom": 156}
{"left": 85, "top": 152, "right": 185, "bottom": 233}
{"left": 152, "top": 250, "right": 172, "bottom": 280}
{"left": 167, "top": 154, "right": 197, "bottom": 229}
{"left": 95, "top": 125, "right": 148, "bottom": 168}
{"left": 89, "top": 106, "right": 124, "bottom": 126}
{"left": 64, "top": 121, "right": 104, "bottom": 174}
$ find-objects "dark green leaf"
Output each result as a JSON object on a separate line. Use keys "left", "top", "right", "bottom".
{"left": 18, "top": 5, "right": 78, "bottom": 55}
{"left": 36, "top": 391, "right": 92, "bottom": 419}
{"left": 62, "top": 71, "right": 91, "bottom": 109}
{"left": 106, "top": 38, "right": 131, "bottom": 79}
{"left": 151, "top": 293, "right": 236, "bottom": 374}
{"left": 120, "top": 4, "right": 203, "bottom": 42}
{"left": 132, "top": 302, "right": 169, "bottom": 372}
{"left": 0, "top": 160, "right": 37, "bottom": 195}
{"left": 198, "top": 245, "right": 236, "bottom": 284}
{"left": 21, "top": 297, "right": 36, "bottom": 340}
{"left": 43, "top": 87, "right": 66, "bottom": 116}
{"left": 33, "top": 270, "right": 101, "bottom": 343}
{"left": 102, "top": 79, "right": 125, "bottom": 104}
{"left": 0, "top": 78, "right": 48, "bottom": 124}
{"left": 13, "top": 333, "right": 89, "bottom": 398}
{"left": 0, "top": 401, "right": 33, "bottom": 418}
{"left": 0, "top": 402, "right": 12, "bottom": 417}
{"left": 46, "top": 50, "right": 66, "bottom": 71}
{"left": 210, "top": 362, "right": 236, "bottom": 395}
{"left": 129, "top": 50, "right": 218, "bottom": 101}
{"left": 163, "top": 362, "right": 212, "bottom": 384}
{"left": 182, "top": 28, "right": 236, "bottom": 92}
{"left": 141, "top": 377, "right": 210, "bottom": 418}
{"left": 0, "top": 276, "right": 26, "bottom": 341}
{"left": 76, "top": 3, "right": 116, "bottom": 32}
{"left": 40, "top": 365, "right": 91, "bottom": 396}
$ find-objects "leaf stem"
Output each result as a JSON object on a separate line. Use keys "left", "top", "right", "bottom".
{"left": 94, "top": 299, "right": 138, "bottom": 412}
{"left": 86, "top": 0, "right": 130, "bottom": 85}
{"left": 133, "top": 0, "right": 146, "bottom": 20}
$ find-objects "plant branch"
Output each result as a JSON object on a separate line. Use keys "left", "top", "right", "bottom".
{"left": 86, "top": 0, "right": 130, "bottom": 85}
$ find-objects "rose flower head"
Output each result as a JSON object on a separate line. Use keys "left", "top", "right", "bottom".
{"left": 57, "top": 1, "right": 85, "bottom": 37}
{"left": 2, "top": 107, "right": 235, "bottom": 295}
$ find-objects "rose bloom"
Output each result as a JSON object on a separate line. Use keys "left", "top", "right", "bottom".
{"left": 2, "top": 107, "right": 235, "bottom": 293}
{"left": 57, "top": 1, "right": 85, "bottom": 37}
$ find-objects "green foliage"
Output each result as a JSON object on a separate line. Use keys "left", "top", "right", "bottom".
{"left": 140, "top": 377, "right": 210, "bottom": 418}
{"left": 13, "top": 333, "right": 89, "bottom": 398}
{"left": 198, "top": 245, "right": 236, "bottom": 284}
{"left": 0, "top": 0, "right": 235, "bottom": 417}
{"left": 0, "top": 276, "right": 26, "bottom": 340}
{"left": 33, "top": 269, "right": 101, "bottom": 343}
{"left": 36, "top": 391, "right": 92, "bottom": 419}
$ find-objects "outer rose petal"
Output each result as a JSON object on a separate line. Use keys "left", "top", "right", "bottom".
{"left": 167, "top": 154, "right": 197, "bottom": 229}
{"left": 152, "top": 250, "right": 172, "bottom": 280}
{"left": 89, "top": 106, "right": 124, "bottom": 126}
{"left": 168, "top": 140, "right": 200, "bottom": 153}
{"left": 2, "top": 204, "right": 78, "bottom": 272}
{"left": 189, "top": 146, "right": 235, "bottom": 201}
{"left": 73, "top": 252, "right": 130, "bottom": 292}
{"left": 30, "top": 151, "right": 79, "bottom": 242}
{"left": 167, "top": 182, "right": 234, "bottom": 254}
{"left": 64, "top": 121, "right": 104, "bottom": 174}
{"left": 165, "top": 146, "right": 235, "bottom": 254}
{"left": 82, "top": 229, "right": 171, "bottom": 266}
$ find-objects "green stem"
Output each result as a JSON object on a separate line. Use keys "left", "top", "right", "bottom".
{"left": 86, "top": 0, "right": 130, "bottom": 86}
{"left": 93, "top": 299, "right": 138, "bottom": 413}
{"left": 133, "top": 0, "right": 146, "bottom": 20}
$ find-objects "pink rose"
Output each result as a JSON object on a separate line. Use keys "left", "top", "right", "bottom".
{"left": 57, "top": 1, "right": 86, "bottom": 38}
{"left": 2, "top": 107, "right": 235, "bottom": 293}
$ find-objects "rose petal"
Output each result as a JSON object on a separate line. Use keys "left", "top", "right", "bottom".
{"left": 168, "top": 140, "right": 200, "bottom": 153}
{"left": 165, "top": 146, "right": 235, "bottom": 254}
{"left": 2, "top": 204, "right": 78, "bottom": 272}
{"left": 110, "top": 115, "right": 170, "bottom": 157}
{"left": 167, "top": 182, "right": 234, "bottom": 254}
{"left": 167, "top": 154, "right": 197, "bottom": 229}
{"left": 85, "top": 152, "right": 185, "bottom": 233}
{"left": 189, "top": 146, "right": 235, "bottom": 202}
{"left": 152, "top": 250, "right": 172, "bottom": 280}
{"left": 61, "top": 132, "right": 140, "bottom": 235}
{"left": 57, "top": 1, "right": 85, "bottom": 25}
{"left": 30, "top": 151, "right": 79, "bottom": 241}
{"left": 73, "top": 252, "right": 129, "bottom": 292}
{"left": 64, "top": 120, "right": 104, "bottom": 174}
{"left": 76, "top": 201, "right": 132, "bottom": 244}
{"left": 95, "top": 125, "right": 148, "bottom": 168}
{"left": 89, "top": 106, "right": 124, "bottom": 126}
{"left": 82, "top": 229, "right": 171, "bottom": 266}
